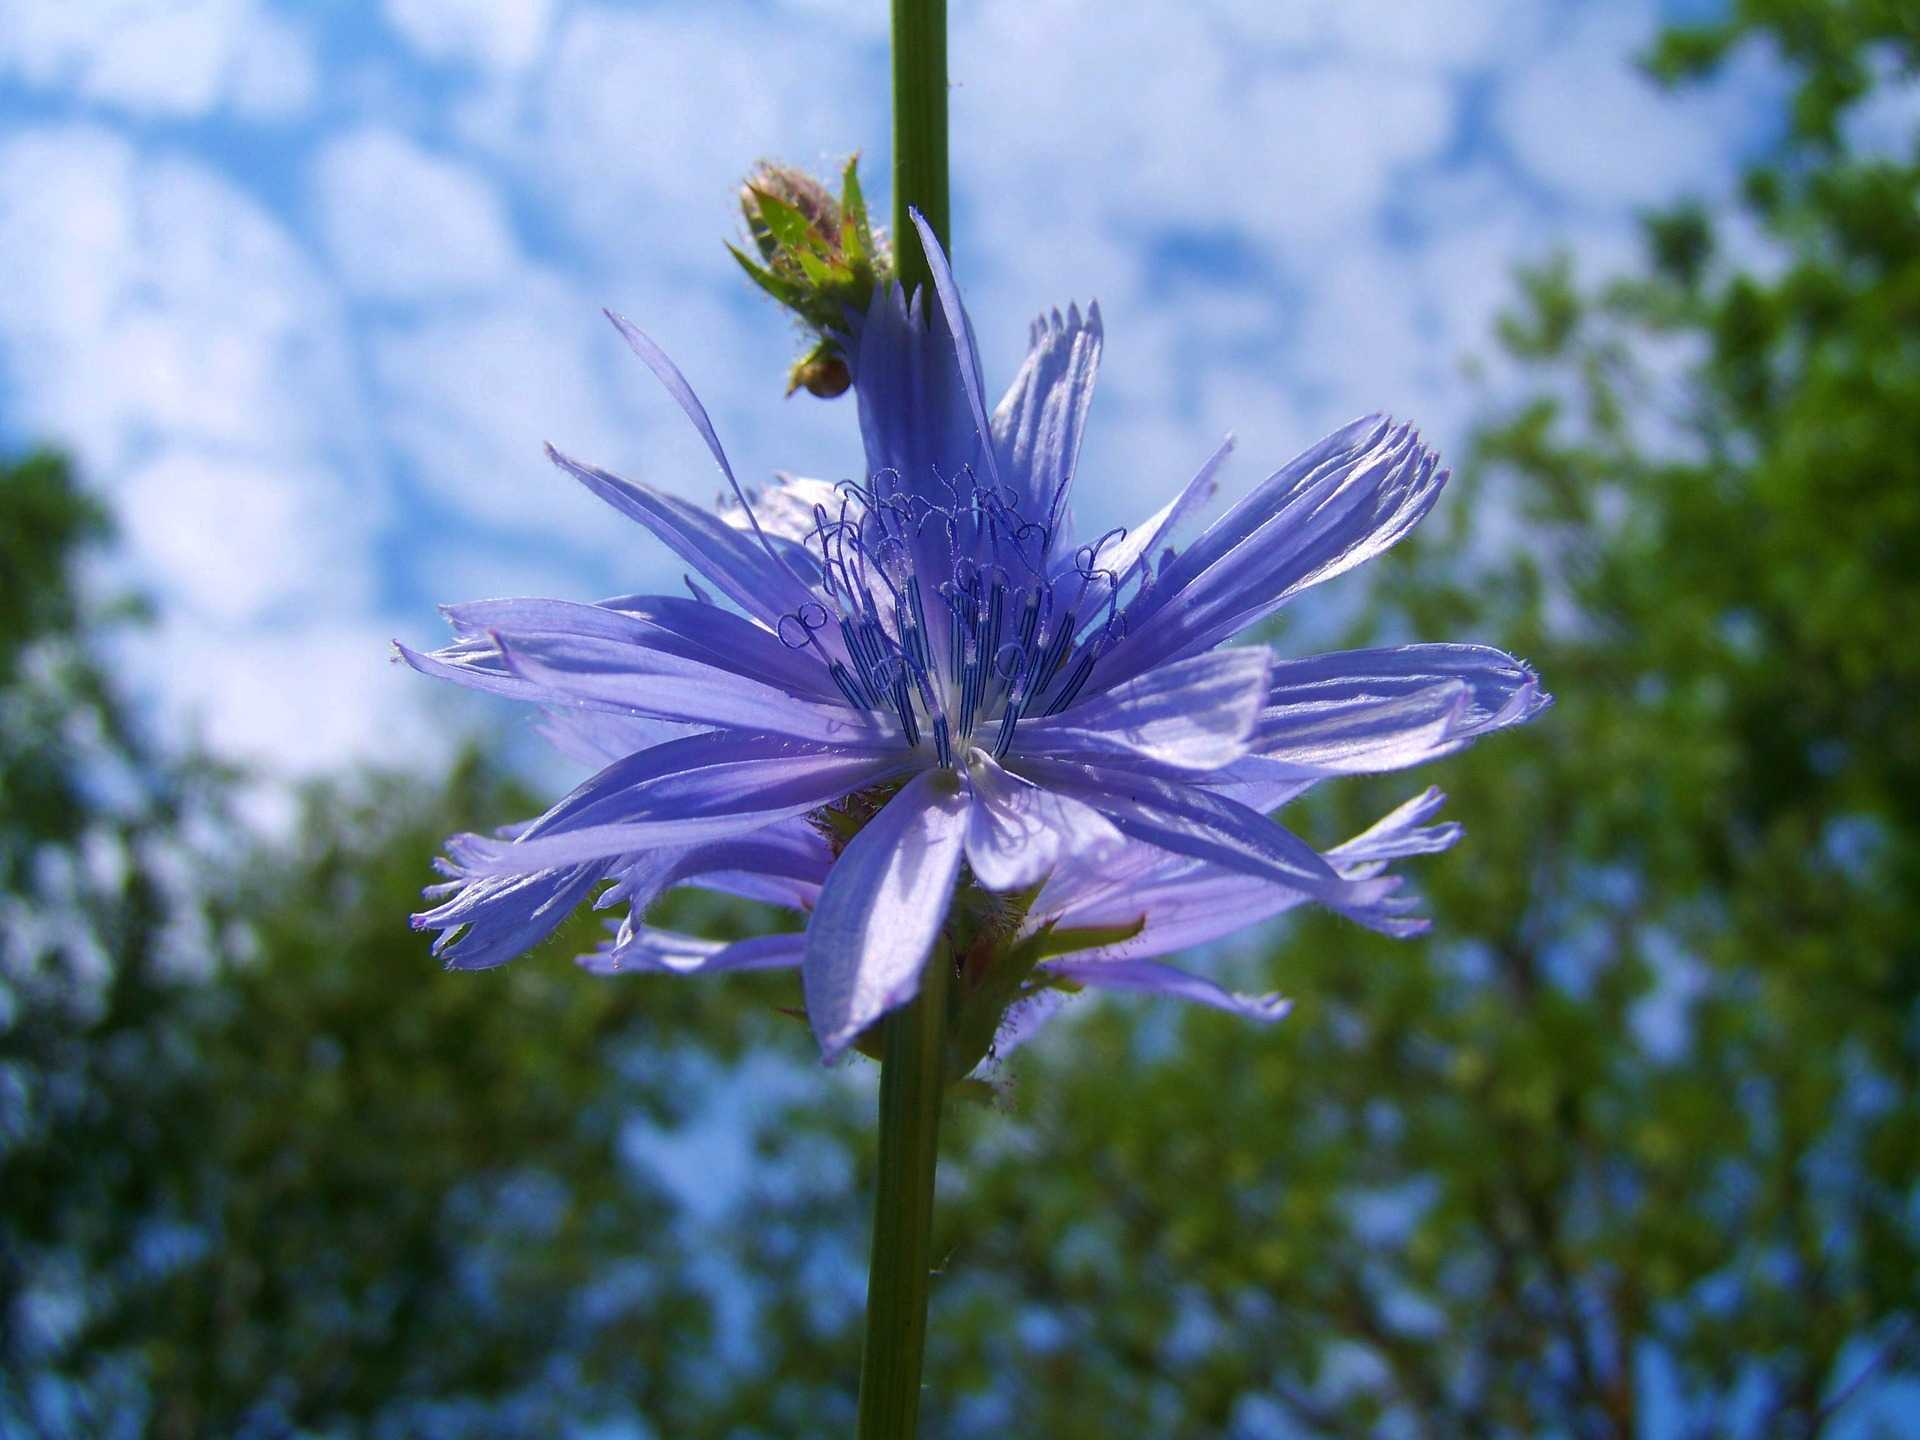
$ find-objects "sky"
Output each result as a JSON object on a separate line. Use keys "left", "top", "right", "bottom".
{"left": 0, "top": 0, "right": 1785, "bottom": 793}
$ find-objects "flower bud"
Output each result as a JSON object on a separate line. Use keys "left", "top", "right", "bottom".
{"left": 740, "top": 163, "right": 839, "bottom": 264}
{"left": 788, "top": 343, "right": 851, "bottom": 399}
{"left": 728, "top": 155, "right": 891, "bottom": 399}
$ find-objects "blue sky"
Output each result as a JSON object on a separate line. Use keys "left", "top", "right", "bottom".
{"left": 0, "top": 0, "right": 1784, "bottom": 792}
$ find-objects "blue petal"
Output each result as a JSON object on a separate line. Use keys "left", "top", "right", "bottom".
{"left": 1097, "top": 417, "right": 1447, "bottom": 684}
{"left": 650, "top": 821, "right": 832, "bottom": 910}
{"left": 1327, "top": 786, "right": 1463, "bottom": 868}
{"left": 1013, "top": 756, "right": 1416, "bottom": 934}
{"left": 449, "top": 594, "right": 843, "bottom": 701}
{"left": 719, "top": 472, "right": 844, "bottom": 544}
{"left": 490, "top": 630, "right": 889, "bottom": 746}
{"left": 803, "top": 768, "right": 972, "bottom": 1062}
{"left": 1013, "top": 647, "right": 1271, "bottom": 774}
{"left": 581, "top": 925, "right": 805, "bottom": 976}
{"left": 537, "top": 707, "right": 686, "bottom": 768}
{"left": 570, "top": 824, "right": 827, "bottom": 959}
{"left": 963, "top": 751, "right": 1125, "bottom": 893}
{"left": 850, "top": 276, "right": 982, "bottom": 514}
{"left": 602, "top": 309, "right": 827, "bottom": 601}
{"left": 1036, "top": 850, "right": 1309, "bottom": 959}
{"left": 990, "top": 301, "right": 1103, "bottom": 528}
{"left": 1035, "top": 790, "right": 1466, "bottom": 957}
{"left": 1252, "top": 644, "right": 1550, "bottom": 775}
{"left": 907, "top": 210, "right": 1005, "bottom": 498}
{"left": 1247, "top": 683, "right": 1470, "bottom": 779}
{"left": 1041, "top": 957, "right": 1292, "bottom": 1022}
{"left": 545, "top": 444, "right": 820, "bottom": 630}
{"left": 412, "top": 861, "right": 606, "bottom": 972}
{"left": 1195, "top": 760, "right": 1319, "bottom": 818}
{"left": 685, "top": 868, "right": 824, "bottom": 911}
{"left": 407, "top": 599, "right": 859, "bottom": 737}
{"left": 845, "top": 280, "right": 985, "bottom": 634}
{"left": 452, "top": 733, "right": 908, "bottom": 875}
{"left": 595, "top": 821, "right": 830, "bottom": 914}
{"left": 977, "top": 989, "right": 1073, "bottom": 1073}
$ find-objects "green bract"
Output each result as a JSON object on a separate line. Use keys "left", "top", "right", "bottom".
{"left": 730, "top": 155, "right": 890, "bottom": 397}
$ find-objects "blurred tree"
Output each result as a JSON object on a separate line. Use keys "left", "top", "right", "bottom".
{"left": 0, "top": 452, "right": 808, "bottom": 1438}
{"left": 0, "top": 449, "right": 228, "bottom": 1436}
{"left": 883, "top": 5, "right": 1918, "bottom": 1437}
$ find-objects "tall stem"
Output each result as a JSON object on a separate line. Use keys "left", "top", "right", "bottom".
{"left": 856, "top": 9, "right": 949, "bottom": 1434}
{"left": 889, "top": 0, "right": 949, "bottom": 297}
{"left": 855, "top": 944, "right": 949, "bottom": 1438}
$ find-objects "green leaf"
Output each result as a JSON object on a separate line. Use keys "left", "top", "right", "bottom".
{"left": 840, "top": 154, "right": 870, "bottom": 265}
{"left": 1015, "top": 917, "right": 1148, "bottom": 965}
{"left": 793, "top": 248, "right": 839, "bottom": 287}
{"left": 749, "top": 188, "right": 828, "bottom": 258}
{"left": 727, "top": 243, "right": 809, "bottom": 308}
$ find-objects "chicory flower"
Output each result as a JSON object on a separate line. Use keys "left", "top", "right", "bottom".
{"left": 400, "top": 215, "right": 1548, "bottom": 1065}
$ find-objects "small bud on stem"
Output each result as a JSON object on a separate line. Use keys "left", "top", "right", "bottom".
{"left": 729, "top": 155, "right": 892, "bottom": 398}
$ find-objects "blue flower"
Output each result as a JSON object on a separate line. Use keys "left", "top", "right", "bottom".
{"left": 400, "top": 215, "right": 1549, "bottom": 1063}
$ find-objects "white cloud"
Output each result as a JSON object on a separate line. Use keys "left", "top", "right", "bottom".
{"left": 1226, "top": 0, "right": 1542, "bottom": 69}
{"left": 1234, "top": 63, "right": 1455, "bottom": 239}
{"left": 0, "top": 128, "right": 370, "bottom": 479}
{"left": 152, "top": 618, "right": 440, "bottom": 776}
{"left": 419, "top": 540, "right": 601, "bottom": 614}
{"left": 369, "top": 277, "right": 639, "bottom": 547}
{"left": 769, "top": 0, "right": 889, "bottom": 41}
{"left": 0, "top": 125, "right": 401, "bottom": 778}
{"left": 0, "top": 0, "right": 314, "bottom": 119}
{"left": 957, "top": 3, "right": 1454, "bottom": 230}
{"left": 383, "top": 0, "right": 556, "bottom": 74}
{"left": 469, "top": 4, "right": 883, "bottom": 274}
{"left": 363, "top": 269, "right": 864, "bottom": 591}
{"left": 228, "top": 11, "right": 319, "bottom": 119}
{"left": 119, "top": 450, "right": 373, "bottom": 624}
{"left": 1493, "top": 3, "right": 1757, "bottom": 210}
{"left": 314, "top": 128, "right": 519, "bottom": 299}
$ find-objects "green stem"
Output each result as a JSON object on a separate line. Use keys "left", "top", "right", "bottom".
{"left": 855, "top": 946, "right": 949, "bottom": 1438}
{"left": 889, "top": 0, "right": 949, "bottom": 299}
{"left": 856, "top": 11, "right": 950, "bottom": 1435}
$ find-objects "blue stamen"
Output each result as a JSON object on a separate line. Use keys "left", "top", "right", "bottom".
{"left": 785, "top": 458, "right": 1103, "bottom": 765}
{"left": 891, "top": 673, "right": 920, "bottom": 748}
{"left": 1039, "top": 649, "right": 1098, "bottom": 717}
{"left": 828, "top": 661, "right": 869, "bottom": 711}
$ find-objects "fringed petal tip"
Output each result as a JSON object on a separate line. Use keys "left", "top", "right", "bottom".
{"left": 390, "top": 638, "right": 431, "bottom": 670}
{"left": 1026, "top": 298, "right": 1103, "bottom": 350}
{"left": 1503, "top": 662, "right": 1556, "bottom": 725}
{"left": 1042, "top": 956, "right": 1296, "bottom": 1024}
{"left": 1244, "top": 992, "right": 1295, "bottom": 1023}
{"left": 1331, "top": 786, "right": 1466, "bottom": 871}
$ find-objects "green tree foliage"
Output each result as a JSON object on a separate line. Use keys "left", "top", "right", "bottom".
{"left": 900, "top": 6, "right": 1919, "bottom": 1436}
{"left": 0, "top": 453, "right": 805, "bottom": 1437}
{"left": 0, "top": 450, "right": 229, "bottom": 1435}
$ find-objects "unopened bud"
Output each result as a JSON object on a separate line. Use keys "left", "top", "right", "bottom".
{"left": 741, "top": 163, "right": 840, "bottom": 264}
{"left": 727, "top": 154, "right": 891, "bottom": 399}
{"left": 789, "top": 347, "right": 851, "bottom": 399}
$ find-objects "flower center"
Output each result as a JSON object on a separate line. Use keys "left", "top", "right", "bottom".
{"left": 776, "top": 466, "right": 1132, "bottom": 765}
